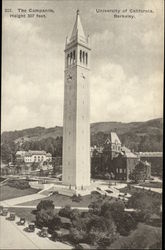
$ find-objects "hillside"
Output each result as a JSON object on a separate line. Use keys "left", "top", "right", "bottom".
{"left": 1, "top": 118, "right": 163, "bottom": 163}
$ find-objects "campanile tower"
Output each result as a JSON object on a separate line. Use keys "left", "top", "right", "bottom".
{"left": 62, "top": 10, "right": 91, "bottom": 187}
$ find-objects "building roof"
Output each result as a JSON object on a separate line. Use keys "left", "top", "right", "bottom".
{"left": 124, "top": 152, "right": 139, "bottom": 158}
{"left": 16, "top": 151, "right": 26, "bottom": 155}
{"left": 121, "top": 146, "right": 131, "bottom": 153}
{"left": 46, "top": 153, "right": 52, "bottom": 156}
{"left": 105, "top": 132, "right": 121, "bottom": 145}
{"left": 136, "top": 152, "right": 163, "bottom": 157}
{"left": 24, "top": 150, "right": 49, "bottom": 157}
{"left": 28, "top": 150, "right": 46, "bottom": 155}
{"left": 70, "top": 10, "right": 86, "bottom": 42}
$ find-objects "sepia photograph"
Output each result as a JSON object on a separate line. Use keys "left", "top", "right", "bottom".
{"left": 1, "top": 0, "right": 163, "bottom": 249}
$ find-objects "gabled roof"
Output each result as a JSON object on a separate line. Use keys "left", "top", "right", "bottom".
{"left": 105, "top": 132, "right": 121, "bottom": 145}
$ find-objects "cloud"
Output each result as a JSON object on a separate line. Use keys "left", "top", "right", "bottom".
{"left": 2, "top": 0, "right": 164, "bottom": 131}
{"left": 2, "top": 74, "right": 64, "bottom": 131}
{"left": 90, "top": 63, "right": 163, "bottom": 122}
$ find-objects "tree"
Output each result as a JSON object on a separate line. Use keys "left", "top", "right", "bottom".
{"left": 86, "top": 215, "right": 117, "bottom": 247}
{"left": 129, "top": 161, "right": 151, "bottom": 183}
{"left": 101, "top": 200, "right": 125, "bottom": 217}
{"left": 36, "top": 208, "right": 54, "bottom": 228}
{"left": 127, "top": 190, "right": 162, "bottom": 223}
{"left": 69, "top": 227, "right": 85, "bottom": 244}
{"left": 48, "top": 215, "right": 62, "bottom": 233}
{"left": 36, "top": 200, "right": 54, "bottom": 211}
{"left": 59, "top": 205, "right": 71, "bottom": 218}
{"left": 110, "top": 223, "right": 162, "bottom": 250}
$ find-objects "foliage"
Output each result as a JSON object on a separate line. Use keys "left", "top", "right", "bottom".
{"left": 100, "top": 200, "right": 137, "bottom": 236}
{"left": 127, "top": 190, "right": 161, "bottom": 215}
{"left": 1, "top": 118, "right": 163, "bottom": 165}
{"left": 69, "top": 227, "right": 86, "bottom": 244}
{"left": 59, "top": 205, "right": 72, "bottom": 218}
{"left": 72, "top": 194, "right": 82, "bottom": 202}
{"left": 36, "top": 208, "right": 55, "bottom": 228}
{"left": 48, "top": 215, "right": 62, "bottom": 233}
{"left": 110, "top": 223, "right": 162, "bottom": 249}
{"left": 7, "top": 179, "right": 30, "bottom": 189}
{"left": 36, "top": 200, "right": 54, "bottom": 211}
{"left": 129, "top": 162, "right": 150, "bottom": 183}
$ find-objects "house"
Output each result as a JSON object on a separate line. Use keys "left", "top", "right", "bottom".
{"left": 16, "top": 150, "right": 52, "bottom": 163}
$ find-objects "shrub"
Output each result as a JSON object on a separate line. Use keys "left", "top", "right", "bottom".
{"left": 7, "top": 179, "right": 30, "bottom": 189}
{"left": 48, "top": 215, "right": 62, "bottom": 233}
{"left": 72, "top": 194, "right": 82, "bottom": 202}
{"left": 59, "top": 205, "right": 71, "bottom": 218}
{"left": 36, "top": 200, "right": 54, "bottom": 211}
{"left": 36, "top": 208, "right": 54, "bottom": 228}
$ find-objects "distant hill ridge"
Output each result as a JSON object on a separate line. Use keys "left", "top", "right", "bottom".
{"left": 1, "top": 118, "right": 163, "bottom": 149}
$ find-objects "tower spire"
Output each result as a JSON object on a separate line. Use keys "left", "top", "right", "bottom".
{"left": 70, "top": 9, "right": 86, "bottom": 42}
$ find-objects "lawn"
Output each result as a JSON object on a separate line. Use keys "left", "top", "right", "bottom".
{"left": 7, "top": 207, "right": 36, "bottom": 222}
{"left": 18, "top": 192, "right": 114, "bottom": 207}
{"left": 139, "top": 182, "right": 162, "bottom": 188}
{"left": 0, "top": 185, "right": 39, "bottom": 201}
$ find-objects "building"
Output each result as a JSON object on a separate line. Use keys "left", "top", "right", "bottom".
{"left": 103, "top": 133, "right": 122, "bottom": 160}
{"left": 16, "top": 150, "right": 52, "bottom": 163}
{"left": 62, "top": 10, "right": 91, "bottom": 187}
{"left": 135, "top": 152, "right": 162, "bottom": 176}
{"left": 113, "top": 146, "right": 140, "bottom": 181}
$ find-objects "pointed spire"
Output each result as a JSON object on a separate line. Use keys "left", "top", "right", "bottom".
{"left": 70, "top": 9, "right": 86, "bottom": 42}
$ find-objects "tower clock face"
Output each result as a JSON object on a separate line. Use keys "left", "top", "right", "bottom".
{"left": 67, "top": 73, "right": 72, "bottom": 81}
{"left": 81, "top": 73, "right": 86, "bottom": 79}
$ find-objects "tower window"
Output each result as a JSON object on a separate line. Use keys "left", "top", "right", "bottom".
{"left": 67, "top": 54, "right": 70, "bottom": 66}
{"left": 83, "top": 51, "right": 85, "bottom": 63}
{"left": 73, "top": 50, "right": 76, "bottom": 63}
{"left": 86, "top": 53, "right": 88, "bottom": 65}
{"left": 80, "top": 50, "right": 82, "bottom": 62}
{"left": 70, "top": 52, "right": 73, "bottom": 64}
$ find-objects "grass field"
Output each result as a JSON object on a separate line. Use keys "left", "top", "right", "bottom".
{"left": 139, "top": 182, "right": 162, "bottom": 188}
{"left": 18, "top": 192, "right": 114, "bottom": 207}
{"left": 8, "top": 207, "right": 36, "bottom": 222}
{"left": 0, "top": 185, "right": 39, "bottom": 201}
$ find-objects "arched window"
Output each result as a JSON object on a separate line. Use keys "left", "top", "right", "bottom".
{"left": 86, "top": 53, "right": 88, "bottom": 65}
{"left": 73, "top": 50, "right": 76, "bottom": 63}
{"left": 70, "top": 52, "right": 72, "bottom": 65}
{"left": 67, "top": 54, "right": 70, "bottom": 66}
{"left": 83, "top": 51, "right": 85, "bottom": 63}
{"left": 80, "top": 50, "right": 82, "bottom": 62}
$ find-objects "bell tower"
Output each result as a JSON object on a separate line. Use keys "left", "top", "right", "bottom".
{"left": 62, "top": 10, "right": 91, "bottom": 187}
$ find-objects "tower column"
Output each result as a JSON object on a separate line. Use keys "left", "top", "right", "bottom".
{"left": 62, "top": 10, "right": 91, "bottom": 187}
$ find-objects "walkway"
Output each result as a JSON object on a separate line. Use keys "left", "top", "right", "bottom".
{"left": 0, "top": 193, "right": 47, "bottom": 207}
{"left": 133, "top": 185, "right": 162, "bottom": 194}
{"left": 0, "top": 216, "right": 73, "bottom": 249}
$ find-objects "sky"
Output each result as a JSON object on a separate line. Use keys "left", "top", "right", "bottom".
{"left": 2, "top": 0, "right": 164, "bottom": 132}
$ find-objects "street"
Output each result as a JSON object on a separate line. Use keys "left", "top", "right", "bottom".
{"left": 0, "top": 216, "right": 73, "bottom": 249}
